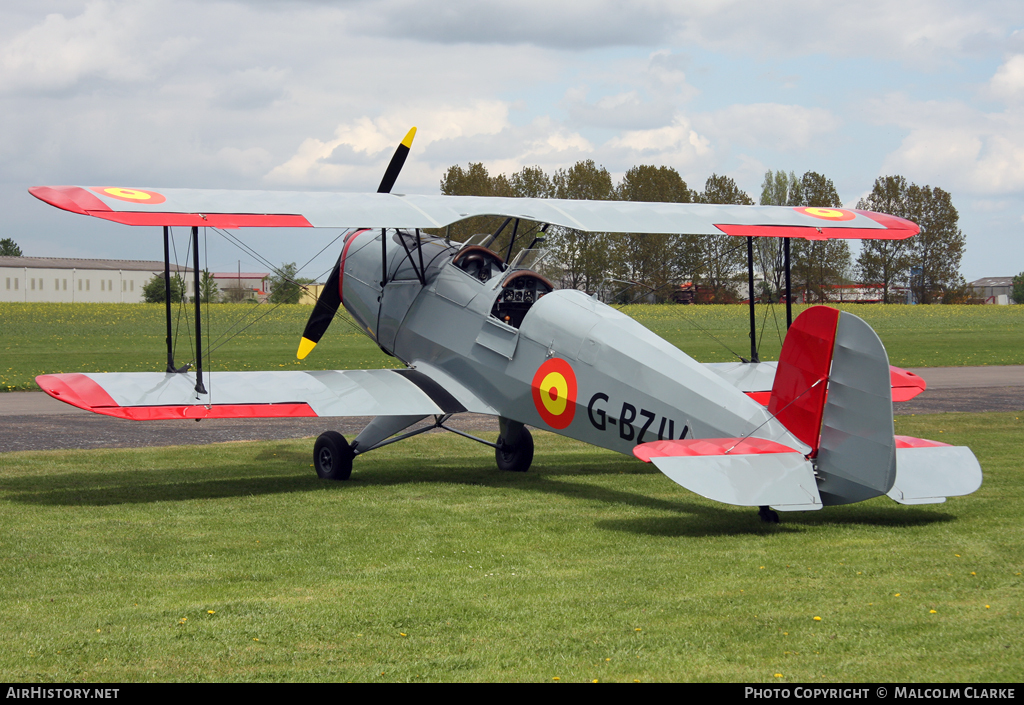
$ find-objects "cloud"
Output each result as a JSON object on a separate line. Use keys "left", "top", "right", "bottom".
{"left": 874, "top": 92, "right": 1024, "bottom": 195}
{"left": 334, "top": 0, "right": 1024, "bottom": 68}
{"left": 603, "top": 116, "right": 714, "bottom": 176}
{"left": 565, "top": 89, "right": 676, "bottom": 130}
{"left": 346, "top": 0, "right": 682, "bottom": 49}
{"left": 212, "top": 67, "right": 289, "bottom": 110}
{"left": 989, "top": 54, "right": 1024, "bottom": 103}
{"left": 264, "top": 102, "right": 512, "bottom": 186}
{"left": 0, "top": 1, "right": 188, "bottom": 94}
{"left": 693, "top": 103, "right": 841, "bottom": 152}
{"left": 671, "top": 0, "right": 1019, "bottom": 67}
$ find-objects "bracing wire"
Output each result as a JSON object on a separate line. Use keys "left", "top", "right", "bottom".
{"left": 203, "top": 227, "right": 212, "bottom": 402}
{"left": 608, "top": 237, "right": 753, "bottom": 362}
{"left": 167, "top": 227, "right": 195, "bottom": 368}
{"left": 194, "top": 227, "right": 345, "bottom": 356}
{"left": 185, "top": 226, "right": 371, "bottom": 359}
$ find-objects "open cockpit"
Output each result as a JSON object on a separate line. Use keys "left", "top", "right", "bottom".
{"left": 448, "top": 232, "right": 555, "bottom": 329}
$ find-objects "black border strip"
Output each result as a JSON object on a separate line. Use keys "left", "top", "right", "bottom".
{"left": 393, "top": 369, "right": 468, "bottom": 414}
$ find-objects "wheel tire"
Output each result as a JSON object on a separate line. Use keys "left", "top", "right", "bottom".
{"left": 314, "top": 431, "right": 354, "bottom": 481}
{"left": 758, "top": 505, "right": 780, "bottom": 524}
{"left": 495, "top": 426, "right": 534, "bottom": 473}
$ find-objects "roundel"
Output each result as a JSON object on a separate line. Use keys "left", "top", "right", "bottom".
{"left": 794, "top": 206, "right": 855, "bottom": 221}
{"left": 91, "top": 187, "right": 167, "bottom": 205}
{"left": 531, "top": 358, "right": 577, "bottom": 430}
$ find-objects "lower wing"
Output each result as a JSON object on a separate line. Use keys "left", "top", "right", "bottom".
{"left": 36, "top": 368, "right": 486, "bottom": 420}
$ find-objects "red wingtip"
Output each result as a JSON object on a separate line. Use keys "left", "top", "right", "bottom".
{"left": 35, "top": 373, "right": 121, "bottom": 415}
{"left": 29, "top": 186, "right": 112, "bottom": 216}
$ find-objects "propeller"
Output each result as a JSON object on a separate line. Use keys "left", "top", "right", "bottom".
{"left": 296, "top": 127, "right": 416, "bottom": 360}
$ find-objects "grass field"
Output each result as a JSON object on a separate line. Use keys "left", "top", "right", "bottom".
{"left": 0, "top": 412, "right": 1020, "bottom": 683}
{"left": 2, "top": 302, "right": 1023, "bottom": 391}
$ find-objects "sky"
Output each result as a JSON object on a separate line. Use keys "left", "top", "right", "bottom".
{"left": 1, "top": 0, "right": 1022, "bottom": 282}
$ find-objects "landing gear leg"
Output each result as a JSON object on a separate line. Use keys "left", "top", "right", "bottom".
{"left": 758, "top": 505, "right": 780, "bottom": 523}
{"left": 495, "top": 418, "right": 534, "bottom": 473}
{"left": 314, "top": 431, "right": 355, "bottom": 481}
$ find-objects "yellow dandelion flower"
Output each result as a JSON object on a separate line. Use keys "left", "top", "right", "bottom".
{"left": 930, "top": 610, "right": 937, "bottom": 614}
{"left": 813, "top": 616, "right": 822, "bottom": 621}
{"left": 552, "top": 677, "right": 560, "bottom": 681}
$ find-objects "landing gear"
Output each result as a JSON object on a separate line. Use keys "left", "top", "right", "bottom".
{"left": 314, "top": 431, "right": 355, "bottom": 481}
{"left": 758, "top": 505, "right": 780, "bottom": 524}
{"left": 495, "top": 426, "right": 534, "bottom": 473}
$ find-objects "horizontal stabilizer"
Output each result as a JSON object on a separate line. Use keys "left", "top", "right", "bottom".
{"left": 887, "top": 436, "right": 983, "bottom": 505}
{"left": 634, "top": 438, "right": 822, "bottom": 511}
{"left": 35, "top": 368, "right": 482, "bottom": 420}
{"left": 889, "top": 367, "right": 927, "bottom": 402}
{"left": 704, "top": 361, "right": 926, "bottom": 405}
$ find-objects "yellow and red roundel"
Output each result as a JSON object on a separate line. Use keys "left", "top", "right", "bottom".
{"left": 794, "top": 206, "right": 855, "bottom": 221}
{"left": 531, "top": 358, "right": 577, "bottom": 429}
{"left": 91, "top": 187, "right": 166, "bottom": 205}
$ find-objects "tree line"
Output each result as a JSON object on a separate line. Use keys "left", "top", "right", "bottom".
{"left": 142, "top": 264, "right": 312, "bottom": 304}
{"left": 439, "top": 162, "right": 968, "bottom": 304}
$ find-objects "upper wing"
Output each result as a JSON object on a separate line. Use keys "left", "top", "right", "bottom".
{"left": 35, "top": 368, "right": 493, "bottom": 420}
{"left": 29, "top": 186, "right": 918, "bottom": 240}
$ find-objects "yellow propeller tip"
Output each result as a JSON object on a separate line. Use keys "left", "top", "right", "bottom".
{"left": 401, "top": 127, "right": 417, "bottom": 148}
{"left": 297, "top": 337, "right": 317, "bottom": 360}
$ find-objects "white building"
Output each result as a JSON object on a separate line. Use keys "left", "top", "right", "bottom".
{"left": 970, "top": 277, "right": 1017, "bottom": 305}
{"left": 1, "top": 256, "right": 193, "bottom": 303}
{"left": 212, "top": 271, "right": 271, "bottom": 302}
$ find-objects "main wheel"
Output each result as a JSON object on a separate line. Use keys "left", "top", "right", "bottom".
{"left": 758, "top": 505, "right": 780, "bottom": 524}
{"left": 313, "top": 431, "right": 354, "bottom": 481}
{"left": 495, "top": 427, "right": 534, "bottom": 473}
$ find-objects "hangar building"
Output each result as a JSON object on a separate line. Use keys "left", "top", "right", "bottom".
{"left": 1, "top": 256, "right": 193, "bottom": 303}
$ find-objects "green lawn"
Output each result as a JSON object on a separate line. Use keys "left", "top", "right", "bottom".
{"left": 0, "top": 412, "right": 1020, "bottom": 682}
{"left": 2, "top": 302, "right": 1022, "bottom": 391}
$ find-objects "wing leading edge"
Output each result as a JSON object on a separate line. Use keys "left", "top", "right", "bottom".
{"left": 29, "top": 186, "right": 918, "bottom": 240}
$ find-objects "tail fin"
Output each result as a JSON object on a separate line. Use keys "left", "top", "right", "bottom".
{"left": 634, "top": 306, "right": 980, "bottom": 512}
{"left": 770, "top": 306, "right": 897, "bottom": 506}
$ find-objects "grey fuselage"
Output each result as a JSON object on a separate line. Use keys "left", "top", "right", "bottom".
{"left": 338, "top": 229, "right": 803, "bottom": 458}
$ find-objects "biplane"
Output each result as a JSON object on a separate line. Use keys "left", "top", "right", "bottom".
{"left": 29, "top": 129, "right": 981, "bottom": 522}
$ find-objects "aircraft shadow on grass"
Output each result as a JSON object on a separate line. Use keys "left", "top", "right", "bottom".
{"left": 1, "top": 445, "right": 957, "bottom": 538}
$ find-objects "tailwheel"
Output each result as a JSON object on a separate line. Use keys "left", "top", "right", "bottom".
{"left": 314, "top": 431, "right": 355, "bottom": 481}
{"left": 758, "top": 505, "right": 780, "bottom": 524}
{"left": 495, "top": 426, "right": 534, "bottom": 473}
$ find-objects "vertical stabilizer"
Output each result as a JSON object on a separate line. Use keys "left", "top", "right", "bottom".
{"left": 815, "top": 311, "right": 897, "bottom": 505}
{"left": 769, "top": 306, "right": 896, "bottom": 506}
